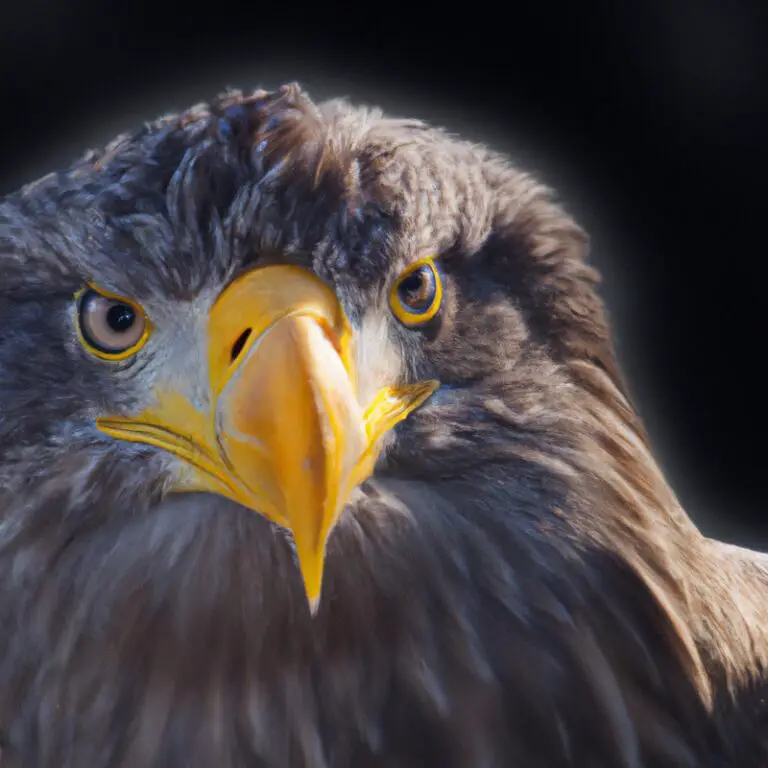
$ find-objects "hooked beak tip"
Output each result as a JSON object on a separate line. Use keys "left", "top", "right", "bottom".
{"left": 308, "top": 595, "right": 322, "bottom": 616}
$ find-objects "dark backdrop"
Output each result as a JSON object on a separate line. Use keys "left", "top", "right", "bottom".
{"left": 0, "top": 0, "right": 765, "bottom": 543}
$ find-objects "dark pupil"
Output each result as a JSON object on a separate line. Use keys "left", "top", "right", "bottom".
{"left": 106, "top": 303, "right": 136, "bottom": 333}
{"left": 399, "top": 268, "right": 432, "bottom": 308}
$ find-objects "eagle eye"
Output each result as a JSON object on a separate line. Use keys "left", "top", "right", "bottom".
{"left": 389, "top": 257, "right": 443, "bottom": 327}
{"left": 75, "top": 286, "right": 151, "bottom": 361}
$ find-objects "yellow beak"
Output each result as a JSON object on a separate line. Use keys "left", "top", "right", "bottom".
{"left": 97, "top": 265, "right": 438, "bottom": 611}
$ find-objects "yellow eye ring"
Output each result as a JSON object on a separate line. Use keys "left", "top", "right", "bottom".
{"left": 74, "top": 284, "right": 152, "bottom": 362}
{"left": 388, "top": 257, "right": 443, "bottom": 327}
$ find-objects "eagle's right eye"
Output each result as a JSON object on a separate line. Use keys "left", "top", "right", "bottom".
{"left": 75, "top": 287, "right": 151, "bottom": 361}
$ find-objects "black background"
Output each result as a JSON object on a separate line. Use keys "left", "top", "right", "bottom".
{"left": 0, "top": 0, "right": 765, "bottom": 543}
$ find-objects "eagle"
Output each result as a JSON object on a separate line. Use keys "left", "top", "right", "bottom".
{"left": 0, "top": 83, "right": 765, "bottom": 767}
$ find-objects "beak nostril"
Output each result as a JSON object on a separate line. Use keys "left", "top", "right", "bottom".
{"left": 230, "top": 329, "right": 252, "bottom": 363}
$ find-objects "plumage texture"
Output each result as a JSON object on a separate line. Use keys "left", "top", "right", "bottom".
{"left": 0, "top": 83, "right": 766, "bottom": 767}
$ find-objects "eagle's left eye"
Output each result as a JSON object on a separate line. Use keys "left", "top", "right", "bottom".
{"left": 389, "top": 258, "right": 443, "bottom": 327}
{"left": 75, "top": 287, "right": 151, "bottom": 361}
